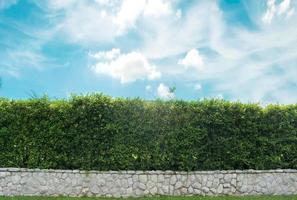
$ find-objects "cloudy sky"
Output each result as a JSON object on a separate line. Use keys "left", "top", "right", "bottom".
{"left": 0, "top": 0, "right": 296, "bottom": 103}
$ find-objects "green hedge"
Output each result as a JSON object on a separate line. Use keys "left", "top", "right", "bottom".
{"left": 0, "top": 94, "right": 297, "bottom": 170}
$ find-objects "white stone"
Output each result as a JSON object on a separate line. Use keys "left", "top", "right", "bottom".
{"left": 231, "top": 178, "right": 236, "bottom": 187}
{"left": 170, "top": 175, "right": 177, "bottom": 185}
{"left": 188, "top": 186, "right": 194, "bottom": 194}
{"left": 158, "top": 174, "right": 165, "bottom": 183}
{"left": 138, "top": 175, "right": 147, "bottom": 183}
{"left": 150, "top": 175, "right": 158, "bottom": 183}
{"left": 175, "top": 181, "right": 183, "bottom": 189}
{"left": 150, "top": 186, "right": 157, "bottom": 194}
{"left": 217, "top": 184, "right": 223, "bottom": 194}
{"left": 202, "top": 186, "right": 210, "bottom": 193}
{"left": 193, "top": 188, "right": 201, "bottom": 194}
{"left": 192, "top": 181, "right": 202, "bottom": 189}
{"left": 181, "top": 187, "right": 188, "bottom": 194}
{"left": 11, "top": 175, "right": 21, "bottom": 184}
{"left": 90, "top": 184, "right": 100, "bottom": 193}
{"left": 138, "top": 182, "right": 146, "bottom": 190}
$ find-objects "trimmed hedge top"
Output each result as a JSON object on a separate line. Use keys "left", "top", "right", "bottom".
{"left": 0, "top": 94, "right": 297, "bottom": 171}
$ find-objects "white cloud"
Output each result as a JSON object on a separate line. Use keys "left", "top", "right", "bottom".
{"left": 45, "top": 0, "right": 175, "bottom": 44}
{"left": 114, "top": 0, "right": 173, "bottom": 34}
{"left": 60, "top": 3, "right": 117, "bottom": 44}
{"left": 262, "top": 0, "right": 276, "bottom": 24}
{"left": 89, "top": 48, "right": 120, "bottom": 60}
{"left": 0, "top": 47, "right": 56, "bottom": 78}
{"left": 114, "top": 0, "right": 146, "bottom": 34}
{"left": 178, "top": 49, "right": 204, "bottom": 70}
{"left": 175, "top": 9, "right": 182, "bottom": 18}
{"left": 278, "top": 0, "right": 291, "bottom": 15}
{"left": 143, "top": 0, "right": 171, "bottom": 18}
{"left": 145, "top": 85, "right": 152, "bottom": 91}
{"left": 95, "top": 0, "right": 114, "bottom": 6}
{"left": 141, "top": 1, "right": 219, "bottom": 59}
{"left": 286, "top": 8, "right": 295, "bottom": 18}
{"left": 0, "top": 67, "right": 20, "bottom": 78}
{"left": 48, "top": 0, "right": 76, "bottom": 10}
{"left": 262, "top": 0, "right": 294, "bottom": 24}
{"left": 0, "top": 0, "right": 17, "bottom": 10}
{"left": 43, "top": 1, "right": 118, "bottom": 45}
{"left": 194, "top": 83, "right": 202, "bottom": 90}
{"left": 157, "top": 83, "right": 174, "bottom": 99}
{"left": 7, "top": 50, "right": 47, "bottom": 70}
{"left": 91, "top": 49, "right": 161, "bottom": 83}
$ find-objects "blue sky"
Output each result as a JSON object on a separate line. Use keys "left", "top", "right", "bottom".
{"left": 0, "top": 0, "right": 296, "bottom": 103}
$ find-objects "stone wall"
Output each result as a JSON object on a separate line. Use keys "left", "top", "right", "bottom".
{"left": 0, "top": 168, "right": 296, "bottom": 197}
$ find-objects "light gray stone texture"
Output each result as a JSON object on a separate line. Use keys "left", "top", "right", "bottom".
{"left": 0, "top": 168, "right": 296, "bottom": 197}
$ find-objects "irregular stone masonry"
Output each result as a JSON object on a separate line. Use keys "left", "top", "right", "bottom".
{"left": 0, "top": 168, "right": 297, "bottom": 197}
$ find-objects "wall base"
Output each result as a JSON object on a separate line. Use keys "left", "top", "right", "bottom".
{"left": 0, "top": 168, "right": 297, "bottom": 197}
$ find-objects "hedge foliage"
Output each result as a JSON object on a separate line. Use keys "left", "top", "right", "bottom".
{"left": 0, "top": 94, "right": 297, "bottom": 171}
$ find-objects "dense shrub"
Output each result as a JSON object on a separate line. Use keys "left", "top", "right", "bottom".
{"left": 0, "top": 94, "right": 296, "bottom": 170}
